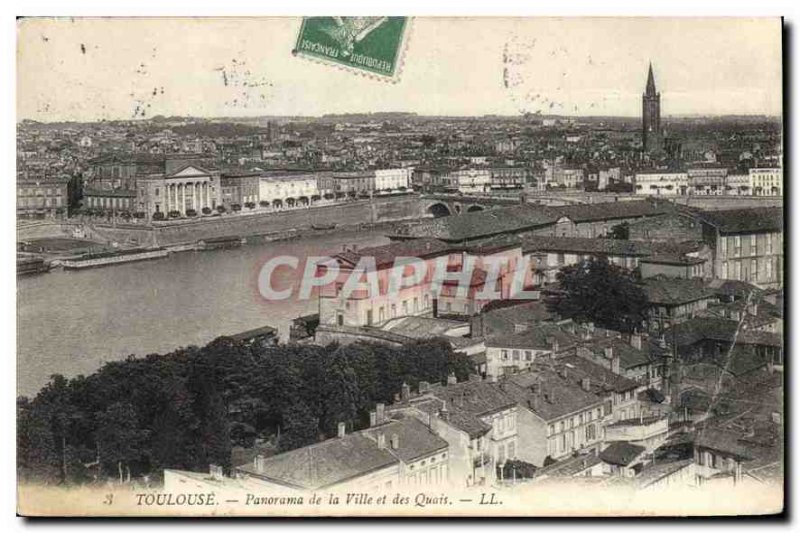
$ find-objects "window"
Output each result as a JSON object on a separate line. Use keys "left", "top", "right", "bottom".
{"left": 750, "top": 234, "right": 757, "bottom": 255}
{"left": 548, "top": 424, "right": 554, "bottom": 436}
{"left": 751, "top": 259, "right": 758, "bottom": 282}
{"left": 559, "top": 421, "right": 565, "bottom": 433}
{"left": 559, "top": 434, "right": 566, "bottom": 453}
{"left": 501, "top": 350, "right": 509, "bottom": 361}
{"left": 586, "top": 424, "right": 596, "bottom": 441}
{"left": 525, "top": 351, "right": 532, "bottom": 361}
{"left": 512, "top": 350, "right": 520, "bottom": 361}
{"left": 767, "top": 234, "right": 773, "bottom": 255}
{"left": 508, "top": 441, "right": 516, "bottom": 460}
{"left": 734, "top": 236, "right": 741, "bottom": 256}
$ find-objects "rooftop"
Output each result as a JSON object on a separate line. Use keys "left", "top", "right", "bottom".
{"left": 600, "top": 441, "right": 646, "bottom": 466}
{"left": 696, "top": 207, "right": 783, "bottom": 234}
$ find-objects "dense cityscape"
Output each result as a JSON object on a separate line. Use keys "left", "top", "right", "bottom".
{"left": 17, "top": 63, "right": 783, "bottom": 501}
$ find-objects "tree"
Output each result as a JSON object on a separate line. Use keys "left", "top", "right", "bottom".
{"left": 608, "top": 222, "right": 629, "bottom": 240}
{"left": 202, "top": 207, "right": 212, "bottom": 215}
{"left": 497, "top": 459, "right": 537, "bottom": 480}
{"left": 279, "top": 401, "right": 319, "bottom": 452}
{"left": 152, "top": 212, "right": 165, "bottom": 221}
{"left": 216, "top": 205, "right": 227, "bottom": 213}
{"left": 94, "top": 402, "right": 149, "bottom": 481}
{"left": 185, "top": 209, "right": 197, "bottom": 217}
{"left": 552, "top": 256, "right": 648, "bottom": 333}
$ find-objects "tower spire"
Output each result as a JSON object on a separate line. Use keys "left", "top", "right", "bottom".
{"left": 645, "top": 62, "right": 657, "bottom": 96}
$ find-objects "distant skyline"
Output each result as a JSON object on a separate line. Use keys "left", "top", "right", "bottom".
{"left": 17, "top": 17, "right": 783, "bottom": 122}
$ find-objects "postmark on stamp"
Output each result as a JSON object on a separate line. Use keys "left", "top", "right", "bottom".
{"left": 293, "top": 17, "right": 409, "bottom": 80}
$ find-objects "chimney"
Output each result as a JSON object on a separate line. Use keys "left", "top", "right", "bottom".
{"left": 209, "top": 464, "right": 224, "bottom": 481}
{"left": 369, "top": 411, "right": 377, "bottom": 427}
{"left": 377, "top": 433, "right": 386, "bottom": 449}
{"left": 390, "top": 434, "right": 399, "bottom": 450}
{"left": 603, "top": 346, "right": 613, "bottom": 360}
{"left": 447, "top": 373, "right": 457, "bottom": 385}
{"left": 587, "top": 322, "right": 595, "bottom": 333}
{"left": 401, "top": 382, "right": 410, "bottom": 401}
{"left": 253, "top": 455, "right": 265, "bottom": 472}
{"left": 337, "top": 422, "right": 346, "bottom": 438}
{"left": 547, "top": 337, "right": 560, "bottom": 354}
{"left": 581, "top": 377, "right": 591, "bottom": 391}
{"left": 611, "top": 354, "right": 621, "bottom": 375}
{"left": 419, "top": 381, "right": 430, "bottom": 393}
{"left": 376, "top": 403, "right": 385, "bottom": 424}
{"left": 440, "top": 402, "right": 450, "bottom": 421}
{"left": 630, "top": 334, "right": 642, "bottom": 350}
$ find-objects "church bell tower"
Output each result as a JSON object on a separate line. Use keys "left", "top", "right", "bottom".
{"left": 642, "top": 62, "right": 662, "bottom": 155}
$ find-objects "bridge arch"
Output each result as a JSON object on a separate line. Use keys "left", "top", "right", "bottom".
{"left": 467, "top": 205, "right": 485, "bottom": 212}
{"left": 427, "top": 202, "right": 452, "bottom": 218}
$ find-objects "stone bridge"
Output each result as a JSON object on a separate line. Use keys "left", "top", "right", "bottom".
{"left": 421, "top": 191, "right": 783, "bottom": 218}
{"left": 421, "top": 194, "right": 522, "bottom": 218}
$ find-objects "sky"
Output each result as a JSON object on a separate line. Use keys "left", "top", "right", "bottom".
{"left": 16, "top": 17, "right": 783, "bottom": 121}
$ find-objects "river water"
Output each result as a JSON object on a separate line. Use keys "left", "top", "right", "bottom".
{"left": 17, "top": 229, "right": 390, "bottom": 398}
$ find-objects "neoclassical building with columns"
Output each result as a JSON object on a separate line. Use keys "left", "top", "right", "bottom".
{"left": 136, "top": 164, "right": 221, "bottom": 219}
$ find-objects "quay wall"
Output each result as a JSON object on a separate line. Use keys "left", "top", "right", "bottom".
{"left": 17, "top": 196, "right": 428, "bottom": 247}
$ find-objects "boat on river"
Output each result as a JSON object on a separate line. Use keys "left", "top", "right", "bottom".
{"left": 61, "top": 247, "right": 169, "bottom": 270}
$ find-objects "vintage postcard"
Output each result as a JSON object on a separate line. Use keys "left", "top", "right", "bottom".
{"left": 16, "top": 16, "right": 784, "bottom": 517}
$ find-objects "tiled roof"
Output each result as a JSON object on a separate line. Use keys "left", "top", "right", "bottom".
{"left": 392, "top": 204, "right": 560, "bottom": 242}
{"left": 403, "top": 396, "right": 492, "bottom": 438}
{"left": 477, "top": 300, "right": 559, "bottom": 336}
{"left": 520, "top": 236, "right": 653, "bottom": 256}
{"left": 236, "top": 432, "right": 396, "bottom": 490}
{"left": 599, "top": 441, "right": 646, "bottom": 466}
{"left": 502, "top": 369, "right": 603, "bottom": 422}
{"left": 485, "top": 322, "right": 582, "bottom": 351}
{"left": 429, "top": 380, "right": 518, "bottom": 419}
{"left": 665, "top": 318, "right": 782, "bottom": 348}
{"left": 335, "top": 238, "right": 453, "bottom": 269}
{"left": 362, "top": 417, "right": 448, "bottom": 464}
{"left": 534, "top": 453, "right": 603, "bottom": 478}
{"left": 695, "top": 207, "right": 783, "bottom": 234}
{"left": 380, "top": 316, "right": 466, "bottom": 339}
{"left": 552, "top": 199, "right": 675, "bottom": 223}
{"left": 580, "top": 336, "right": 653, "bottom": 370}
{"left": 556, "top": 356, "right": 639, "bottom": 394}
{"left": 640, "top": 278, "right": 718, "bottom": 305}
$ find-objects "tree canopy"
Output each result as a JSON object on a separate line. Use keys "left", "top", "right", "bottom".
{"left": 551, "top": 256, "right": 648, "bottom": 333}
{"left": 17, "top": 336, "right": 472, "bottom": 485}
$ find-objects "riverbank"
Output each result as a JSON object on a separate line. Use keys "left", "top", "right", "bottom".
{"left": 17, "top": 227, "right": 392, "bottom": 397}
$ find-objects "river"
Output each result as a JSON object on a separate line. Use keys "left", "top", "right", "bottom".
{"left": 17, "top": 228, "right": 390, "bottom": 398}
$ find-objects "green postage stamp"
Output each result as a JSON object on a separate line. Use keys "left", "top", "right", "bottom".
{"left": 293, "top": 17, "right": 409, "bottom": 80}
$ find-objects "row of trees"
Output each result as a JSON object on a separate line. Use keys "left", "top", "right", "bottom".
{"left": 17, "top": 337, "right": 472, "bottom": 485}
